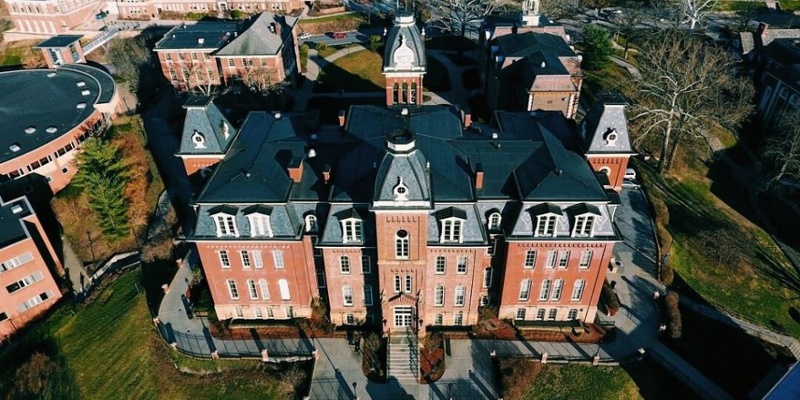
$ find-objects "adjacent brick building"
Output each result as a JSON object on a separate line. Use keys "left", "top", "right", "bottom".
{"left": 6, "top": 0, "right": 103, "bottom": 35}
{"left": 175, "top": 96, "right": 236, "bottom": 177}
{"left": 154, "top": 12, "right": 301, "bottom": 92}
{"left": 0, "top": 195, "right": 64, "bottom": 339}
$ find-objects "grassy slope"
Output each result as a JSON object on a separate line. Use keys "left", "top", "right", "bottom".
{"left": 315, "top": 50, "right": 383, "bottom": 92}
{"left": 1, "top": 271, "right": 291, "bottom": 400}
{"left": 524, "top": 363, "right": 641, "bottom": 400}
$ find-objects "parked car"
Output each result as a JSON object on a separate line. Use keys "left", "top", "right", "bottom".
{"left": 333, "top": 32, "right": 347, "bottom": 39}
{"left": 299, "top": 32, "right": 311, "bottom": 40}
{"left": 624, "top": 168, "right": 637, "bottom": 181}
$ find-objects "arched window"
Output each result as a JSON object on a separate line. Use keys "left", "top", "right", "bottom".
{"left": 488, "top": 212, "right": 502, "bottom": 230}
{"left": 434, "top": 285, "right": 445, "bottom": 306}
{"left": 393, "top": 83, "right": 400, "bottom": 104}
{"left": 305, "top": 214, "right": 317, "bottom": 232}
{"left": 454, "top": 284, "right": 466, "bottom": 306}
{"left": 571, "top": 279, "right": 585, "bottom": 301}
{"left": 410, "top": 82, "right": 417, "bottom": 103}
{"left": 259, "top": 279, "right": 270, "bottom": 299}
{"left": 599, "top": 166, "right": 611, "bottom": 175}
{"left": 278, "top": 279, "right": 290, "bottom": 300}
{"left": 405, "top": 275, "right": 412, "bottom": 293}
{"left": 247, "top": 279, "right": 258, "bottom": 300}
{"left": 394, "top": 275, "right": 401, "bottom": 293}
{"left": 395, "top": 230, "right": 409, "bottom": 259}
{"left": 402, "top": 83, "right": 409, "bottom": 104}
{"left": 227, "top": 279, "right": 239, "bottom": 299}
{"left": 483, "top": 267, "right": 493, "bottom": 288}
{"left": 539, "top": 279, "right": 551, "bottom": 300}
{"left": 342, "top": 285, "right": 353, "bottom": 306}
{"left": 551, "top": 279, "right": 564, "bottom": 301}
{"left": 519, "top": 279, "right": 531, "bottom": 300}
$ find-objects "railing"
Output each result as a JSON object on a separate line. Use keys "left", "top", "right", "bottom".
{"left": 83, "top": 28, "right": 120, "bottom": 55}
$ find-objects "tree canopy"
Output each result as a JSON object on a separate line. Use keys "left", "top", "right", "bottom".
{"left": 581, "top": 24, "right": 614, "bottom": 71}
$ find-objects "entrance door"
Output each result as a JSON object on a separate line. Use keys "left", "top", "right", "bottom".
{"left": 393, "top": 306, "right": 413, "bottom": 329}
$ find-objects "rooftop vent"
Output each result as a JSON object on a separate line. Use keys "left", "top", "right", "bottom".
{"left": 46, "top": 126, "right": 57, "bottom": 134}
{"left": 46, "top": 72, "right": 56, "bottom": 78}
{"left": 81, "top": 89, "right": 90, "bottom": 96}
{"left": 540, "top": 61, "right": 546, "bottom": 68}
{"left": 401, "top": 108, "right": 409, "bottom": 116}
{"left": 9, "top": 143, "right": 20, "bottom": 152}
{"left": 308, "top": 148, "right": 317, "bottom": 158}
{"left": 76, "top": 81, "right": 86, "bottom": 87}
{"left": 491, "top": 132, "right": 499, "bottom": 139}
{"left": 10, "top": 204, "right": 23, "bottom": 214}
{"left": 310, "top": 133, "right": 318, "bottom": 140}
{"left": 198, "top": 37, "right": 205, "bottom": 44}
{"left": 24, "top": 126, "right": 36, "bottom": 134}
{"left": 76, "top": 102, "right": 87, "bottom": 109}
{"left": 274, "top": 112, "right": 281, "bottom": 119}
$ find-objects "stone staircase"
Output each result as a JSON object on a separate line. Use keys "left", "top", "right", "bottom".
{"left": 388, "top": 330, "right": 418, "bottom": 381}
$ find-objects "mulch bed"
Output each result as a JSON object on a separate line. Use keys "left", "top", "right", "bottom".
{"left": 459, "top": 318, "right": 609, "bottom": 343}
{"left": 207, "top": 317, "right": 345, "bottom": 340}
{"left": 419, "top": 333, "right": 446, "bottom": 383}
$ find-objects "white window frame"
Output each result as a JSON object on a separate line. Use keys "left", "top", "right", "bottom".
{"left": 342, "top": 285, "right": 354, "bottom": 306}
{"left": 488, "top": 212, "right": 502, "bottom": 230}
{"left": 364, "top": 285, "right": 373, "bottom": 306}
{"left": 285, "top": 306, "right": 294, "bottom": 318}
{"left": 341, "top": 218, "right": 362, "bottom": 243}
{"left": 519, "top": 279, "right": 531, "bottom": 301}
{"left": 395, "top": 230, "right": 409, "bottom": 259}
{"left": 247, "top": 214, "right": 273, "bottom": 237}
{"left": 253, "top": 250, "right": 263, "bottom": 269}
{"left": 524, "top": 250, "right": 536, "bottom": 269}
{"left": 247, "top": 279, "right": 258, "bottom": 299}
{"left": 435, "top": 256, "right": 446, "bottom": 274}
{"left": 535, "top": 214, "right": 557, "bottom": 237}
{"left": 240, "top": 250, "right": 251, "bottom": 269}
{"left": 454, "top": 284, "right": 466, "bottom": 306}
{"left": 434, "top": 285, "right": 444, "bottom": 306}
{"left": 259, "top": 279, "right": 270, "bottom": 299}
{"left": 548, "top": 308, "right": 557, "bottom": 321}
{"left": 454, "top": 312, "right": 463, "bottom": 326}
{"left": 568, "top": 309, "right": 579, "bottom": 320}
{"left": 539, "top": 279, "right": 551, "bottom": 300}
{"left": 305, "top": 214, "right": 317, "bottom": 232}
{"left": 551, "top": 279, "right": 564, "bottom": 301}
{"left": 483, "top": 267, "right": 493, "bottom": 288}
{"left": 266, "top": 307, "right": 275, "bottom": 318}
{"left": 440, "top": 218, "right": 464, "bottom": 243}
{"left": 571, "top": 279, "right": 585, "bottom": 301}
{"left": 545, "top": 251, "right": 557, "bottom": 269}
{"left": 227, "top": 279, "right": 239, "bottom": 300}
{"left": 273, "top": 250, "right": 284, "bottom": 269}
{"left": 457, "top": 256, "right": 468, "bottom": 274}
{"left": 278, "top": 279, "right": 290, "bottom": 300}
{"left": 394, "top": 275, "right": 401, "bottom": 293}
{"left": 572, "top": 215, "right": 595, "bottom": 237}
{"left": 346, "top": 314, "right": 356, "bottom": 325}
{"left": 254, "top": 307, "right": 263, "bottom": 319}
{"left": 340, "top": 255, "right": 351, "bottom": 274}
{"left": 405, "top": 275, "right": 412, "bottom": 293}
{"left": 558, "top": 251, "right": 570, "bottom": 269}
{"left": 536, "top": 309, "right": 546, "bottom": 320}
{"left": 213, "top": 213, "right": 239, "bottom": 237}
{"left": 516, "top": 308, "right": 526, "bottom": 320}
{"left": 579, "top": 250, "right": 592, "bottom": 269}
{"left": 219, "top": 250, "right": 231, "bottom": 269}
{"left": 435, "top": 314, "right": 443, "bottom": 325}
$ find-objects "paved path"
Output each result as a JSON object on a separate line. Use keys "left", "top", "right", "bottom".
{"left": 62, "top": 239, "right": 90, "bottom": 295}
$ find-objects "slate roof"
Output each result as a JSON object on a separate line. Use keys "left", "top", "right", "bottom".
{"left": 35, "top": 35, "right": 83, "bottom": 48}
{"left": 383, "top": 13, "right": 426, "bottom": 72}
{"left": 154, "top": 21, "right": 239, "bottom": 51}
{"left": 177, "top": 96, "right": 236, "bottom": 156}
{"left": 740, "top": 31, "right": 755, "bottom": 55}
{"left": 0, "top": 66, "right": 114, "bottom": 164}
{"left": 216, "top": 12, "right": 298, "bottom": 56}
{"left": 578, "top": 95, "right": 635, "bottom": 155}
{"left": 0, "top": 197, "right": 32, "bottom": 248}
{"left": 495, "top": 32, "right": 575, "bottom": 59}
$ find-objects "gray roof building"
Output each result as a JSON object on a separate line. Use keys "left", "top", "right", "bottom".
{"left": 154, "top": 21, "right": 240, "bottom": 51}
{"left": 382, "top": 13, "right": 426, "bottom": 73}
{"left": 216, "top": 12, "right": 299, "bottom": 56}
{"left": 176, "top": 96, "right": 236, "bottom": 157}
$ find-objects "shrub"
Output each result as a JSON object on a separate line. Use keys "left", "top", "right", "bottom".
{"left": 601, "top": 281, "right": 621, "bottom": 315}
{"left": 315, "top": 42, "right": 328, "bottom": 52}
{"left": 665, "top": 291, "right": 682, "bottom": 339}
{"left": 299, "top": 44, "right": 309, "bottom": 70}
{"left": 230, "top": 10, "right": 244, "bottom": 20}
{"left": 369, "top": 34, "right": 382, "bottom": 51}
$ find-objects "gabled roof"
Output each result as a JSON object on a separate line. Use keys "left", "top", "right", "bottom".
{"left": 216, "top": 12, "right": 298, "bottom": 56}
{"left": 178, "top": 96, "right": 236, "bottom": 156}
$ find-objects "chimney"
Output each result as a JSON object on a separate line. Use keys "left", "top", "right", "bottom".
{"left": 338, "top": 109, "right": 346, "bottom": 127}
{"left": 323, "top": 164, "right": 332, "bottom": 184}
{"left": 288, "top": 156, "right": 304, "bottom": 183}
{"left": 475, "top": 163, "right": 484, "bottom": 190}
{"left": 275, "top": 21, "right": 281, "bottom": 37}
{"left": 463, "top": 110, "right": 472, "bottom": 128}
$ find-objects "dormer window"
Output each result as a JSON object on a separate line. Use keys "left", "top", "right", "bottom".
{"left": 244, "top": 205, "right": 273, "bottom": 237}
{"left": 192, "top": 130, "right": 206, "bottom": 149}
{"left": 341, "top": 218, "right": 362, "bottom": 243}
{"left": 488, "top": 212, "right": 502, "bottom": 230}
{"left": 305, "top": 214, "right": 317, "bottom": 232}
{"left": 532, "top": 203, "right": 562, "bottom": 238}
{"left": 394, "top": 176, "right": 409, "bottom": 201}
{"left": 436, "top": 207, "right": 467, "bottom": 243}
{"left": 212, "top": 212, "right": 238, "bottom": 237}
{"left": 568, "top": 203, "right": 602, "bottom": 238}
{"left": 603, "top": 128, "right": 618, "bottom": 147}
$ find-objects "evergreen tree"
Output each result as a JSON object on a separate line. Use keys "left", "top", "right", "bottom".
{"left": 73, "top": 138, "right": 130, "bottom": 241}
{"left": 581, "top": 24, "right": 614, "bottom": 71}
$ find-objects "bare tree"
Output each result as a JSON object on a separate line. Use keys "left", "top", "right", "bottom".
{"left": 613, "top": 1, "right": 650, "bottom": 58}
{"left": 174, "top": 62, "right": 218, "bottom": 95}
{"left": 627, "top": 32, "right": 753, "bottom": 174}
{"left": 428, "top": 0, "right": 511, "bottom": 38}
{"left": 682, "top": 0, "right": 718, "bottom": 31}
{"left": 539, "top": 0, "right": 581, "bottom": 21}
{"left": 764, "top": 110, "right": 800, "bottom": 190}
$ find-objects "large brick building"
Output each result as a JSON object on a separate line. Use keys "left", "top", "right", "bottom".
{"left": 186, "top": 12, "right": 631, "bottom": 335}
{"left": 6, "top": 0, "right": 103, "bottom": 35}
{"left": 154, "top": 12, "right": 301, "bottom": 92}
{"left": 0, "top": 194, "right": 64, "bottom": 339}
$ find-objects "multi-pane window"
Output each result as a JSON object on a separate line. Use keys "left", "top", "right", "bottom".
{"left": 235, "top": 308, "right": 244, "bottom": 318}
{"left": 524, "top": 250, "right": 536, "bottom": 269}
{"left": 364, "top": 285, "right": 373, "bottom": 306}
{"left": 346, "top": 314, "right": 356, "bottom": 325}
{"left": 259, "top": 279, "right": 270, "bottom": 299}
{"left": 241, "top": 251, "right": 251, "bottom": 268}
{"left": 248, "top": 214, "right": 272, "bottom": 237}
{"left": 273, "top": 250, "right": 284, "bottom": 269}
{"left": 395, "top": 230, "right": 409, "bottom": 259}
{"left": 545, "top": 251, "right": 557, "bottom": 269}
{"left": 361, "top": 256, "right": 371, "bottom": 274}
{"left": 342, "top": 219, "right": 362, "bottom": 243}
{"left": 568, "top": 309, "right": 579, "bottom": 320}
{"left": 519, "top": 279, "right": 532, "bottom": 301}
{"left": 434, "top": 285, "right": 445, "bottom": 306}
{"left": 0, "top": 252, "right": 33, "bottom": 273}
{"left": 537, "top": 309, "right": 546, "bottom": 320}
{"left": 5, "top": 272, "right": 43, "bottom": 293}
{"left": 435, "top": 256, "right": 446, "bottom": 274}
{"left": 278, "top": 279, "right": 290, "bottom": 300}
{"left": 405, "top": 275, "right": 412, "bottom": 293}
{"left": 441, "top": 219, "right": 463, "bottom": 243}
{"left": 573, "top": 215, "right": 595, "bottom": 237}
{"left": 253, "top": 250, "right": 263, "bottom": 269}
{"left": 247, "top": 279, "right": 258, "bottom": 299}
{"left": 535, "top": 215, "right": 557, "bottom": 237}
{"left": 340, "top": 256, "right": 350, "bottom": 274}
{"left": 539, "top": 279, "right": 551, "bottom": 300}
{"left": 435, "top": 314, "right": 443, "bottom": 325}
{"left": 394, "top": 276, "right": 401, "bottom": 293}
{"left": 266, "top": 308, "right": 275, "bottom": 318}
{"left": 285, "top": 306, "right": 294, "bottom": 318}
{"left": 483, "top": 268, "right": 493, "bottom": 288}
{"left": 572, "top": 279, "right": 585, "bottom": 301}
{"left": 219, "top": 250, "right": 231, "bottom": 268}
{"left": 558, "top": 251, "right": 570, "bottom": 269}
{"left": 480, "top": 295, "right": 490, "bottom": 306}
{"left": 551, "top": 279, "right": 564, "bottom": 300}
{"left": 579, "top": 250, "right": 592, "bottom": 269}
{"left": 488, "top": 213, "right": 502, "bottom": 230}
{"left": 227, "top": 279, "right": 239, "bottom": 299}
{"left": 457, "top": 256, "right": 468, "bottom": 274}
{"left": 254, "top": 308, "right": 263, "bottom": 318}
{"left": 214, "top": 214, "right": 238, "bottom": 236}
{"left": 455, "top": 285, "right": 466, "bottom": 306}
{"left": 548, "top": 309, "right": 557, "bottom": 321}
{"left": 342, "top": 286, "right": 353, "bottom": 306}
{"left": 316, "top": 270, "right": 326, "bottom": 288}
{"left": 454, "top": 312, "right": 463, "bottom": 326}
{"left": 516, "top": 308, "right": 526, "bottom": 320}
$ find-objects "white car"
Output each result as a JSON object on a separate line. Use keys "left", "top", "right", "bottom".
{"left": 299, "top": 32, "right": 311, "bottom": 40}
{"left": 624, "top": 168, "right": 637, "bottom": 181}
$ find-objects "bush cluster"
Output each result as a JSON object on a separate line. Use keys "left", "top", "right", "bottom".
{"left": 665, "top": 291, "right": 682, "bottom": 339}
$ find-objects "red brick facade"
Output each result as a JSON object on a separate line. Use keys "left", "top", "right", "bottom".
{"left": 587, "top": 155, "right": 630, "bottom": 192}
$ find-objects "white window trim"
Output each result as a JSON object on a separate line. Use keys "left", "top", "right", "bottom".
{"left": 247, "top": 213, "right": 273, "bottom": 237}
{"left": 519, "top": 279, "right": 531, "bottom": 301}
{"left": 219, "top": 250, "right": 231, "bottom": 269}
{"left": 240, "top": 250, "right": 251, "bottom": 269}
{"left": 341, "top": 218, "right": 362, "bottom": 243}
{"left": 558, "top": 251, "right": 570, "bottom": 269}
{"left": 273, "top": 250, "right": 285, "bottom": 269}
{"left": 342, "top": 285, "right": 354, "bottom": 306}
{"left": 278, "top": 279, "right": 290, "bottom": 300}
{"left": 213, "top": 213, "right": 239, "bottom": 237}
{"left": 483, "top": 267, "right": 492, "bottom": 288}
{"left": 259, "top": 279, "right": 270, "bottom": 299}
{"left": 488, "top": 212, "right": 502, "bottom": 230}
{"left": 247, "top": 279, "right": 258, "bottom": 300}
{"left": 571, "top": 279, "right": 585, "bottom": 301}
{"left": 362, "top": 255, "right": 372, "bottom": 274}
{"left": 579, "top": 250, "right": 592, "bottom": 269}
{"left": 435, "top": 256, "right": 446, "bottom": 274}
{"left": 305, "top": 215, "right": 317, "bottom": 232}
{"left": 551, "top": 279, "right": 564, "bottom": 301}
{"left": 535, "top": 214, "right": 558, "bottom": 237}
{"left": 434, "top": 285, "right": 445, "bottom": 306}
{"left": 454, "top": 285, "right": 466, "bottom": 307}
{"left": 572, "top": 215, "right": 595, "bottom": 237}
{"left": 456, "top": 256, "right": 468, "bottom": 275}
{"left": 253, "top": 250, "right": 263, "bottom": 269}
{"left": 340, "top": 255, "right": 351, "bottom": 274}
{"left": 539, "top": 279, "right": 551, "bottom": 300}
{"left": 227, "top": 279, "right": 239, "bottom": 300}
{"left": 440, "top": 217, "right": 465, "bottom": 243}
{"left": 395, "top": 230, "right": 410, "bottom": 260}
{"left": 524, "top": 250, "right": 536, "bottom": 269}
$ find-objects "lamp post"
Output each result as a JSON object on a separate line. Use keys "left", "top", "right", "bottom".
{"left": 448, "top": 383, "right": 453, "bottom": 400}
{"left": 86, "top": 230, "right": 95, "bottom": 263}
{"left": 352, "top": 381, "right": 358, "bottom": 400}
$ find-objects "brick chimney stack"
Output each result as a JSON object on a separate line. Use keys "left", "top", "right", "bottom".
{"left": 475, "top": 163, "right": 484, "bottom": 190}
{"left": 288, "top": 156, "right": 304, "bottom": 183}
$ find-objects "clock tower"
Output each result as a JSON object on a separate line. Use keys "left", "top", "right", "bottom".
{"left": 382, "top": 12, "right": 426, "bottom": 106}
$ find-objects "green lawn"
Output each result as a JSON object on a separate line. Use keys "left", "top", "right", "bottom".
{"left": 0, "top": 271, "right": 306, "bottom": 400}
{"left": 315, "top": 49, "right": 384, "bottom": 92}
{"left": 524, "top": 364, "right": 641, "bottom": 400}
